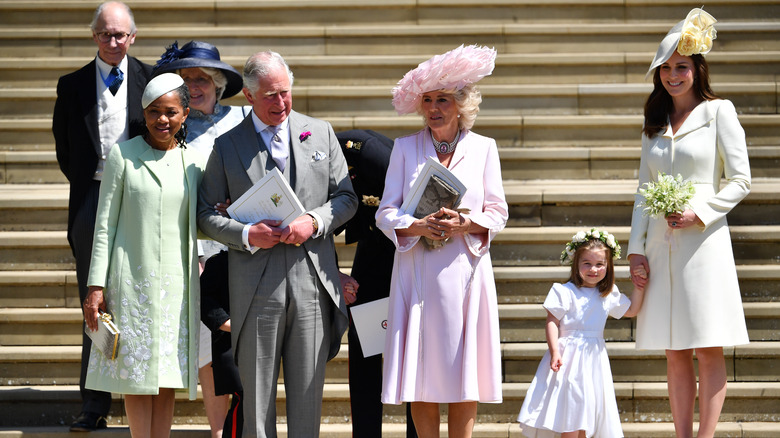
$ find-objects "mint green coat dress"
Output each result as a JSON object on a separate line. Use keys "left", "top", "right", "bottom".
{"left": 85, "top": 135, "right": 205, "bottom": 400}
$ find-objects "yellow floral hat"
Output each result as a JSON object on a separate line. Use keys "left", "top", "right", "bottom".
{"left": 646, "top": 8, "right": 717, "bottom": 79}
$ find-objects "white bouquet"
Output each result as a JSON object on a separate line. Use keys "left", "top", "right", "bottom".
{"left": 637, "top": 172, "right": 695, "bottom": 218}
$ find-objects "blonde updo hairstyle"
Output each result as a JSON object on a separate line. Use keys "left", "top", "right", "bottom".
{"left": 416, "top": 83, "right": 482, "bottom": 131}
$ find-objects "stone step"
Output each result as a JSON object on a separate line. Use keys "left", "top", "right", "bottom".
{"left": 493, "top": 264, "right": 780, "bottom": 304}
{"left": 2, "top": 111, "right": 779, "bottom": 150}
{"left": 498, "top": 302, "right": 780, "bottom": 343}
{"left": 0, "top": 184, "right": 67, "bottom": 231}
{"left": 0, "top": 231, "right": 73, "bottom": 271}
{"left": 4, "top": 144, "right": 780, "bottom": 184}
{"left": 505, "top": 342, "right": 780, "bottom": 385}
{"left": 1, "top": 257, "right": 777, "bottom": 312}
{"left": 2, "top": 335, "right": 779, "bottom": 386}
{"left": 2, "top": 301, "right": 778, "bottom": 348}
{"left": 0, "top": 344, "right": 349, "bottom": 387}
{"left": 0, "top": 152, "right": 67, "bottom": 184}
{"left": 3, "top": 179, "right": 780, "bottom": 229}
{"left": 1, "top": 177, "right": 779, "bottom": 246}
{"left": 3, "top": 21, "right": 780, "bottom": 59}
{"left": 499, "top": 145, "right": 780, "bottom": 180}
{"left": 0, "top": 380, "right": 778, "bottom": 427}
{"left": 0, "top": 0, "right": 777, "bottom": 27}
{"left": 499, "top": 179, "right": 780, "bottom": 228}
{"left": 0, "top": 221, "right": 778, "bottom": 272}
{"left": 3, "top": 82, "right": 778, "bottom": 120}
{"left": 0, "top": 271, "right": 78, "bottom": 309}
{"left": 488, "top": 224, "right": 780, "bottom": 265}
{"left": 1, "top": 422, "right": 779, "bottom": 438}
{"left": 2, "top": 261, "right": 778, "bottom": 311}
{"left": 2, "top": 50, "right": 779, "bottom": 87}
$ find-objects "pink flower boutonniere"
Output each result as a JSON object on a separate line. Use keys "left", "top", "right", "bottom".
{"left": 299, "top": 131, "right": 312, "bottom": 142}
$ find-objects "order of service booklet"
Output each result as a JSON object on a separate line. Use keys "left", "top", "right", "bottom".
{"left": 349, "top": 297, "right": 390, "bottom": 358}
{"left": 226, "top": 167, "right": 306, "bottom": 230}
{"left": 400, "top": 157, "right": 467, "bottom": 218}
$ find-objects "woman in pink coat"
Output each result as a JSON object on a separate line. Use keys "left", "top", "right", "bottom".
{"left": 376, "top": 45, "right": 508, "bottom": 438}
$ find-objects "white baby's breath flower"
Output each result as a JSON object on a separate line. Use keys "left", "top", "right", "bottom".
{"left": 560, "top": 227, "right": 621, "bottom": 263}
{"left": 638, "top": 172, "right": 696, "bottom": 218}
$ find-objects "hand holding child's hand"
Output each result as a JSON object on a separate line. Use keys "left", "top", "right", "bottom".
{"left": 628, "top": 254, "right": 650, "bottom": 289}
{"left": 550, "top": 351, "right": 563, "bottom": 372}
{"left": 632, "top": 265, "right": 648, "bottom": 280}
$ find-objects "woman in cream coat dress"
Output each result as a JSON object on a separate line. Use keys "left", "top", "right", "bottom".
{"left": 627, "top": 9, "right": 750, "bottom": 438}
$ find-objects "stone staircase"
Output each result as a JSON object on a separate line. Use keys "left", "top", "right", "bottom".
{"left": 0, "top": 1, "right": 779, "bottom": 436}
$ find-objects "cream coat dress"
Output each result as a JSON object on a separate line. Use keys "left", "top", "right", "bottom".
{"left": 627, "top": 99, "right": 751, "bottom": 350}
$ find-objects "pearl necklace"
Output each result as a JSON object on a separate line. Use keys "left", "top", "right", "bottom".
{"left": 431, "top": 130, "right": 460, "bottom": 154}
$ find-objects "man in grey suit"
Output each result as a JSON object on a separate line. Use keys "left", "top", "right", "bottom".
{"left": 197, "top": 51, "right": 357, "bottom": 438}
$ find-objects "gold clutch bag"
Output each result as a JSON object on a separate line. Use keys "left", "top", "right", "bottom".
{"left": 85, "top": 311, "right": 120, "bottom": 360}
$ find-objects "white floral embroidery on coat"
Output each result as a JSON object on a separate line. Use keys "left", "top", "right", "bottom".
{"left": 87, "top": 267, "right": 188, "bottom": 388}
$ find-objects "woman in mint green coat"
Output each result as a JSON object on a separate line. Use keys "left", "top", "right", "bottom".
{"left": 83, "top": 73, "right": 205, "bottom": 438}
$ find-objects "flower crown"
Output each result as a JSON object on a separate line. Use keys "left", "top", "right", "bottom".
{"left": 560, "top": 228, "right": 621, "bottom": 264}
{"left": 677, "top": 8, "right": 717, "bottom": 57}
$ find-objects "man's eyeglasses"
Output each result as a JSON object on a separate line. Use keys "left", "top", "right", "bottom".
{"left": 95, "top": 32, "right": 131, "bottom": 44}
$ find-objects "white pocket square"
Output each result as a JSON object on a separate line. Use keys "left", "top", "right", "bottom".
{"left": 312, "top": 151, "right": 327, "bottom": 161}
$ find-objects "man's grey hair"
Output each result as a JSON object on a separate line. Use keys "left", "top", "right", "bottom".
{"left": 90, "top": 1, "right": 137, "bottom": 34}
{"left": 242, "top": 51, "right": 294, "bottom": 94}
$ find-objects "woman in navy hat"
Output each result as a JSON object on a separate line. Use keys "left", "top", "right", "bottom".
{"left": 154, "top": 41, "right": 249, "bottom": 438}
{"left": 154, "top": 40, "right": 249, "bottom": 156}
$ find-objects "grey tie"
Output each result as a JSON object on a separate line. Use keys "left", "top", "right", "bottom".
{"left": 265, "top": 125, "right": 288, "bottom": 171}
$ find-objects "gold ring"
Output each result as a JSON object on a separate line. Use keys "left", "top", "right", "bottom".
{"left": 295, "top": 243, "right": 301, "bottom": 247}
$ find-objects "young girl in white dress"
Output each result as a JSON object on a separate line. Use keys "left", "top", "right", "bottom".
{"left": 517, "top": 228, "right": 647, "bottom": 438}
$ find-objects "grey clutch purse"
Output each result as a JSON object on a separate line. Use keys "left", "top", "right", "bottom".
{"left": 85, "top": 311, "right": 120, "bottom": 360}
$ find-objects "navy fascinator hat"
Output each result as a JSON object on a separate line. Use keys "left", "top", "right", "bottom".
{"left": 153, "top": 40, "right": 243, "bottom": 99}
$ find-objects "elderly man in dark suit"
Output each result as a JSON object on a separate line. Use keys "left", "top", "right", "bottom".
{"left": 198, "top": 50, "right": 357, "bottom": 438}
{"left": 51, "top": 1, "right": 152, "bottom": 431}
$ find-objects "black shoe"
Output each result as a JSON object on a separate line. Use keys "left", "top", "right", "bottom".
{"left": 70, "top": 412, "right": 108, "bottom": 432}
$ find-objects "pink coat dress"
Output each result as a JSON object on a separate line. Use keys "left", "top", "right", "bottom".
{"left": 376, "top": 128, "right": 508, "bottom": 404}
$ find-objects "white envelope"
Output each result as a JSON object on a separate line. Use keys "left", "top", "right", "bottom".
{"left": 350, "top": 297, "right": 390, "bottom": 358}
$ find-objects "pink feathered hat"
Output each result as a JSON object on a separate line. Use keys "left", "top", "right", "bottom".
{"left": 391, "top": 45, "right": 497, "bottom": 115}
